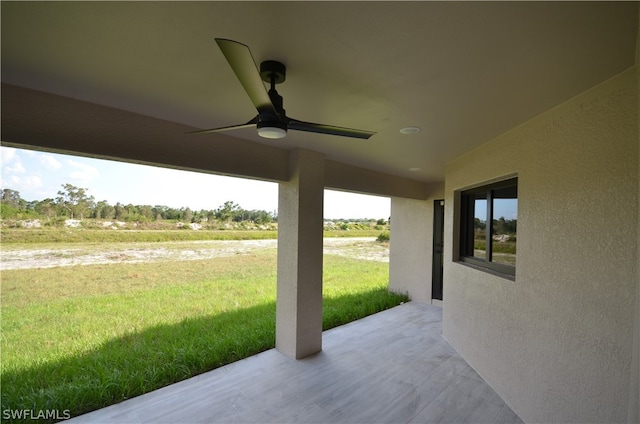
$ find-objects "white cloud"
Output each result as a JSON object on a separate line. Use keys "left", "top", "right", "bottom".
{"left": 6, "top": 159, "right": 26, "bottom": 174}
{"left": 0, "top": 147, "right": 46, "bottom": 197}
{"left": 6, "top": 174, "right": 43, "bottom": 191}
{"left": 40, "top": 154, "right": 62, "bottom": 171}
{"left": 66, "top": 159, "right": 99, "bottom": 184}
{"left": 0, "top": 147, "right": 17, "bottom": 165}
{"left": 0, "top": 148, "right": 28, "bottom": 191}
{"left": 0, "top": 148, "right": 25, "bottom": 175}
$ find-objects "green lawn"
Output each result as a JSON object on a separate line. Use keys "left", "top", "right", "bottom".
{"left": 1, "top": 251, "right": 405, "bottom": 421}
{"left": 0, "top": 228, "right": 382, "bottom": 244}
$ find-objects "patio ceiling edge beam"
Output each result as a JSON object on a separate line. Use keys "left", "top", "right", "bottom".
{"left": 324, "top": 159, "right": 439, "bottom": 200}
{"left": 0, "top": 83, "right": 289, "bottom": 183}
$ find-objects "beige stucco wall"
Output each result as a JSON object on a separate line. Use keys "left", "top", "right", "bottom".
{"left": 443, "top": 68, "right": 638, "bottom": 423}
{"left": 389, "top": 183, "right": 444, "bottom": 303}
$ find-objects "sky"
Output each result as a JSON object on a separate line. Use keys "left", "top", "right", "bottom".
{"left": 473, "top": 198, "right": 518, "bottom": 221}
{"left": 0, "top": 146, "right": 390, "bottom": 220}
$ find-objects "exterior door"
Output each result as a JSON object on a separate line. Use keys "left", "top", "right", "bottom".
{"left": 432, "top": 200, "right": 445, "bottom": 301}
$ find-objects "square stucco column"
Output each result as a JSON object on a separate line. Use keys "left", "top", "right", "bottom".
{"left": 388, "top": 197, "right": 434, "bottom": 303}
{"left": 276, "top": 149, "right": 325, "bottom": 359}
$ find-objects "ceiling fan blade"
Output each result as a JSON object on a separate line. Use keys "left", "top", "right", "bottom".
{"left": 288, "top": 119, "right": 375, "bottom": 140}
{"left": 188, "top": 116, "right": 258, "bottom": 135}
{"left": 215, "top": 38, "right": 277, "bottom": 117}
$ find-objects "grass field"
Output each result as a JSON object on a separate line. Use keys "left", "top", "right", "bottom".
{"left": 0, "top": 228, "right": 382, "bottom": 244}
{"left": 1, "top": 242, "right": 404, "bottom": 421}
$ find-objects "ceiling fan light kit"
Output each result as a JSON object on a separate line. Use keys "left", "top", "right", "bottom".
{"left": 257, "top": 121, "right": 287, "bottom": 139}
{"left": 191, "top": 38, "right": 375, "bottom": 140}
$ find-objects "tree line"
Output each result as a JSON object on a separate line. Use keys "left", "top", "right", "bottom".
{"left": 474, "top": 217, "right": 517, "bottom": 235}
{"left": 0, "top": 184, "right": 276, "bottom": 224}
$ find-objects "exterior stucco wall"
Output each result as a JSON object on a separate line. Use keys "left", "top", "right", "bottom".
{"left": 389, "top": 184, "right": 444, "bottom": 303}
{"left": 443, "top": 69, "right": 638, "bottom": 423}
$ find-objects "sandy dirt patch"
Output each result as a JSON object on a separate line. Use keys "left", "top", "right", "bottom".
{"left": 0, "top": 238, "right": 388, "bottom": 270}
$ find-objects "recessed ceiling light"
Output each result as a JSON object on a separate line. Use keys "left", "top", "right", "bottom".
{"left": 400, "top": 127, "right": 420, "bottom": 135}
{"left": 408, "top": 167, "right": 421, "bottom": 172}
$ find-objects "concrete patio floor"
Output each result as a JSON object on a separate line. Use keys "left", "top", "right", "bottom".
{"left": 69, "top": 302, "right": 523, "bottom": 423}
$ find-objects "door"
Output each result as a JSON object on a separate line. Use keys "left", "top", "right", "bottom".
{"left": 432, "top": 200, "right": 445, "bottom": 301}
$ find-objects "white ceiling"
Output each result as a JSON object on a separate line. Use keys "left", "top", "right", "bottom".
{"left": 2, "top": 1, "right": 638, "bottom": 182}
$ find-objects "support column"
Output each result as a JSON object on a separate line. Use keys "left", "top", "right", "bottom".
{"left": 276, "top": 149, "right": 325, "bottom": 359}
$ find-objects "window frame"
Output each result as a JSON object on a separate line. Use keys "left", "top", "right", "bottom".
{"left": 458, "top": 177, "right": 518, "bottom": 279}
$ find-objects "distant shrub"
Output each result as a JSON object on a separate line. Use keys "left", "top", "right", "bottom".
{"left": 376, "top": 231, "right": 390, "bottom": 242}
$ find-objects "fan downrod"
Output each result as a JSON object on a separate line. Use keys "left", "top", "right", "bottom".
{"left": 260, "top": 60, "right": 286, "bottom": 85}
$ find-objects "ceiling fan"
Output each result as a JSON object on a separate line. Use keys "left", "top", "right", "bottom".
{"left": 191, "top": 38, "right": 375, "bottom": 140}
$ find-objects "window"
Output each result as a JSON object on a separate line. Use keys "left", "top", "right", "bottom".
{"left": 459, "top": 177, "right": 517, "bottom": 278}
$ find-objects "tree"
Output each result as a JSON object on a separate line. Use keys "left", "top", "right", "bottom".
{"left": 493, "top": 217, "right": 517, "bottom": 235}
{"left": 0, "top": 186, "right": 281, "bottom": 226}
{"left": 1, "top": 189, "right": 22, "bottom": 208}
{"left": 56, "top": 184, "right": 95, "bottom": 219}
{"left": 114, "top": 202, "right": 127, "bottom": 221}
{"left": 138, "top": 205, "right": 154, "bottom": 221}
{"left": 247, "top": 209, "right": 274, "bottom": 224}
{"left": 152, "top": 205, "right": 167, "bottom": 221}
{"left": 0, "top": 188, "right": 27, "bottom": 218}
{"left": 182, "top": 207, "right": 193, "bottom": 223}
{"left": 94, "top": 200, "right": 115, "bottom": 219}
{"left": 215, "top": 201, "right": 241, "bottom": 222}
{"left": 34, "top": 198, "right": 56, "bottom": 218}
